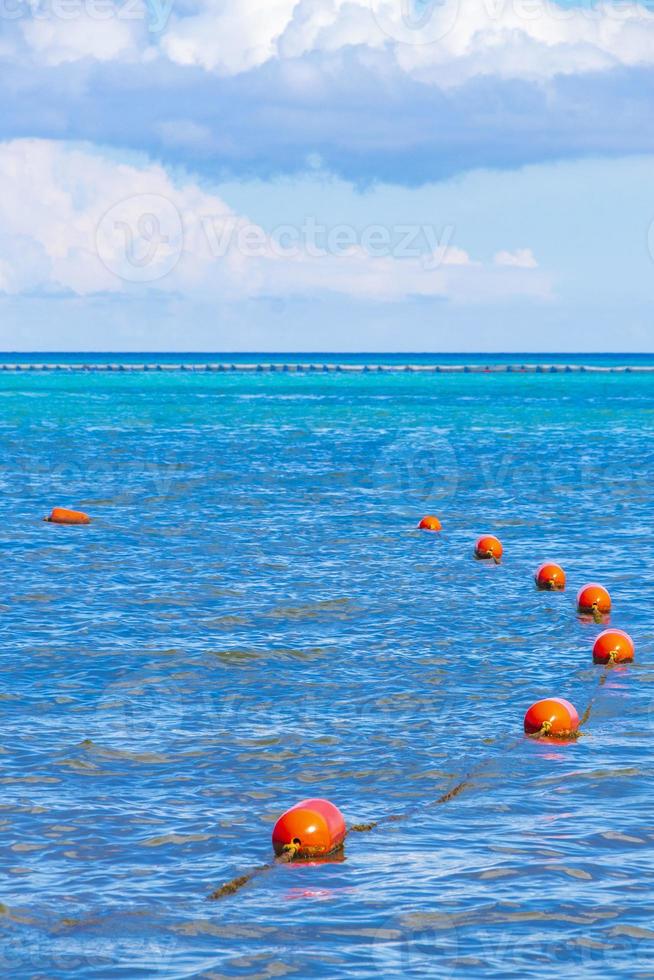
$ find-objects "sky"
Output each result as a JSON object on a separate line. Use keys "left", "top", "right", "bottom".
{"left": 1, "top": 0, "right": 654, "bottom": 351}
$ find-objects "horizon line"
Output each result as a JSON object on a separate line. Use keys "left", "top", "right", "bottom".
{"left": 2, "top": 351, "right": 654, "bottom": 356}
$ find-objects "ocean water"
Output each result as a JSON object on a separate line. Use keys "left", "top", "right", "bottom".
{"left": 0, "top": 369, "right": 653, "bottom": 978}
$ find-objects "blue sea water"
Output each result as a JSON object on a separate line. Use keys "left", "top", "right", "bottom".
{"left": 0, "top": 369, "right": 653, "bottom": 978}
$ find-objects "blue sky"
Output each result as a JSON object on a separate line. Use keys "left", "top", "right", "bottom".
{"left": 1, "top": 0, "right": 653, "bottom": 350}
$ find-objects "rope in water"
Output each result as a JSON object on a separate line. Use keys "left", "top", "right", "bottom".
{"left": 348, "top": 669, "right": 611, "bottom": 834}
{"left": 591, "top": 603, "right": 605, "bottom": 625}
{"left": 208, "top": 660, "right": 614, "bottom": 899}
{"left": 579, "top": 660, "right": 612, "bottom": 726}
{"left": 348, "top": 776, "right": 477, "bottom": 834}
{"left": 208, "top": 844, "right": 298, "bottom": 900}
{"left": 209, "top": 771, "right": 481, "bottom": 900}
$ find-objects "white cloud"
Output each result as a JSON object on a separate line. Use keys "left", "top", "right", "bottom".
{"left": 161, "top": 0, "right": 299, "bottom": 75}
{"left": 0, "top": 139, "right": 549, "bottom": 303}
{"left": 1, "top": 0, "right": 652, "bottom": 85}
{"left": 21, "top": 11, "right": 143, "bottom": 66}
{"left": 157, "top": 0, "right": 654, "bottom": 84}
{"left": 494, "top": 248, "right": 539, "bottom": 268}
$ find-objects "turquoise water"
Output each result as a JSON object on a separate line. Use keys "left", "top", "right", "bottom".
{"left": 1, "top": 370, "right": 653, "bottom": 977}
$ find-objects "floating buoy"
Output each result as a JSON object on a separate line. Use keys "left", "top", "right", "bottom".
{"left": 593, "top": 628, "right": 634, "bottom": 665}
{"left": 534, "top": 562, "right": 566, "bottom": 591}
{"left": 474, "top": 534, "right": 503, "bottom": 562}
{"left": 418, "top": 515, "right": 442, "bottom": 531}
{"left": 44, "top": 507, "right": 91, "bottom": 526}
{"left": 272, "top": 798, "right": 346, "bottom": 859}
{"left": 577, "top": 583, "right": 611, "bottom": 616}
{"left": 524, "top": 698, "right": 580, "bottom": 739}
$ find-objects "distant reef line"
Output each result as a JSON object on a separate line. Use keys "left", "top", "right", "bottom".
{"left": 0, "top": 363, "right": 652, "bottom": 374}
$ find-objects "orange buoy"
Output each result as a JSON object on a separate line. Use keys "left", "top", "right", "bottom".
{"left": 44, "top": 507, "right": 91, "bottom": 526}
{"left": 577, "top": 583, "right": 611, "bottom": 615}
{"left": 474, "top": 534, "right": 503, "bottom": 562}
{"left": 593, "top": 628, "right": 634, "bottom": 665}
{"left": 534, "top": 562, "right": 566, "bottom": 591}
{"left": 418, "top": 515, "right": 442, "bottom": 531}
{"left": 272, "top": 798, "right": 346, "bottom": 859}
{"left": 524, "top": 698, "right": 579, "bottom": 739}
